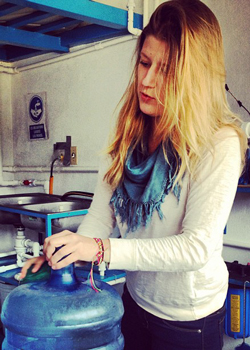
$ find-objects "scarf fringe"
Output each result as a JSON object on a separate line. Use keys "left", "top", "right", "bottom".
{"left": 111, "top": 192, "right": 164, "bottom": 233}
{"left": 110, "top": 182, "right": 180, "bottom": 233}
{"left": 110, "top": 144, "right": 181, "bottom": 234}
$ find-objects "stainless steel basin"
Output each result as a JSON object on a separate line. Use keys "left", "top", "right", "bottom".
{"left": 0, "top": 193, "right": 61, "bottom": 226}
{"left": 20, "top": 199, "right": 91, "bottom": 233}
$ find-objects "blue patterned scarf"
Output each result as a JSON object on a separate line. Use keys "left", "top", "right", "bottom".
{"left": 110, "top": 143, "right": 181, "bottom": 233}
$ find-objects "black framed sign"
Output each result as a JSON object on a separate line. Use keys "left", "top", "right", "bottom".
{"left": 26, "top": 92, "right": 48, "bottom": 140}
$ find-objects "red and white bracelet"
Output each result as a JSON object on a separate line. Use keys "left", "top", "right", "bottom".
{"left": 93, "top": 237, "right": 104, "bottom": 266}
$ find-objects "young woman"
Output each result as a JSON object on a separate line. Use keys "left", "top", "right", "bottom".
{"left": 21, "top": 1, "right": 247, "bottom": 349}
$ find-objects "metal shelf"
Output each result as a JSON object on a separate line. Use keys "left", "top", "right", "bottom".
{"left": 0, "top": 204, "right": 126, "bottom": 286}
{"left": 0, "top": 204, "right": 88, "bottom": 236}
{"left": 0, "top": 0, "right": 143, "bottom": 62}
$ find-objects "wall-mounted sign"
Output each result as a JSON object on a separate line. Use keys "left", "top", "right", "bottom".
{"left": 26, "top": 92, "right": 48, "bottom": 140}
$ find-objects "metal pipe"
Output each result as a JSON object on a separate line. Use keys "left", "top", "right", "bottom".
{"left": 223, "top": 238, "right": 250, "bottom": 250}
{"left": 20, "top": 253, "right": 36, "bottom": 260}
{"left": 21, "top": 179, "right": 50, "bottom": 194}
{"left": 0, "top": 263, "right": 18, "bottom": 273}
{"left": 24, "top": 240, "right": 41, "bottom": 257}
{"left": 0, "top": 251, "right": 16, "bottom": 258}
{"left": 15, "top": 36, "right": 136, "bottom": 72}
{"left": 14, "top": 228, "right": 42, "bottom": 266}
{"left": 0, "top": 62, "right": 17, "bottom": 74}
{"left": 127, "top": 0, "right": 142, "bottom": 36}
{"left": 143, "top": 0, "right": 149, "bottom": 28}
{"left": 3, "top": 165, "right": 99, "bottom": 173}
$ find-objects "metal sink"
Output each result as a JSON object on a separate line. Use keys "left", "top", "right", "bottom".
{"left": 0, "top": 193, "right": 62, "bottom": 226}
{"left": 20, "top": 199, "right": 92, "bottom": 233}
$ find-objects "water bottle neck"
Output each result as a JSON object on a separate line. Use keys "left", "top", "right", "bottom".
{"left": 48, "top": 264, "right": 80, "bottom": 290}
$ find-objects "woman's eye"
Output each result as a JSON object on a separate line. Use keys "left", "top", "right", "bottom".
{"left": 139, "top": 60, "right": 149, "bottom": 67}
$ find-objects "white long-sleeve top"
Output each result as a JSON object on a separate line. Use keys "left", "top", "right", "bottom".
{"left": 77, "top": 127, "right": 242, "bottom": 321}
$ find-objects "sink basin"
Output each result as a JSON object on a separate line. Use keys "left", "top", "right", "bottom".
{"left": 20, "top": 199, "right": 92, "bottom": 234}
{"left": 0, "top": 193, "right": 61, "bottom": 226}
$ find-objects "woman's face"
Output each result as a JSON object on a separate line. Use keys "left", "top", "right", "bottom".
{"left": 137, "top": 35, "right": 167, "bottom": 118}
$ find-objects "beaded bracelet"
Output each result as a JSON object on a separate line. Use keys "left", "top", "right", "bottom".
{"left": 93, "top": 238, "right": 104, "bottom": 266}
{"left": 88, "top": 238, "right": 104, "bottom": 293}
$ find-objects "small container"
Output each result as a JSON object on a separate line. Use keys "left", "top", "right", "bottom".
{"left": 225, "top": 283, "right": 250, "bottom": 339}
{"left": 225, "top": 261, "right": 250, "bottom": 339}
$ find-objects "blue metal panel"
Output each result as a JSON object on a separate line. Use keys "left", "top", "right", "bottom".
{"left": 6, "top": 10, "right": 52, "bottom": 28}
{"left": 6, "top": 0, "right": 143, "bottom": 30}
{"left": 61, "top": 24, "right": 128, "bottom": 47}
{"left": 0, "top": 24, "right": 69, "bottom": 51}
{"left": 1, "top": 0, "right": 143, "bottom": 61}
{"left": 36, "top": 18, "right": 82, "bottom": 34}
{"left": 0, "top": 3, "right": 22, "bottom": 16}
{"left": 3, "top": 46, "right": 42, "bottom": 61}
{"left": 0, "top": 46, "right": 7, "bottom": 60}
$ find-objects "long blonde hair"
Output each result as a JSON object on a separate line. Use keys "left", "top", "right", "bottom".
{"left": 104, "top": 0, "right": 247, "bottom": 188}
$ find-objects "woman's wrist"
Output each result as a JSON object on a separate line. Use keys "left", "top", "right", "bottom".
{"left": 103, "top": 239, "right": 111, "bottom": 263}
{"left": 92, "top": 238, "right": 110, "bottom": 264}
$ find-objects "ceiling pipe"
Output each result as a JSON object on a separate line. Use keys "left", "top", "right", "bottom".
{"left": 3, "top": 165, "right": 99, "bottom": 173}
{"left": 127, "top": 0, "right": 142, "bottom": 36}
{"left": 0, "top": 62, "right": 17, "bottom": 75}
{"left": 143, "top": 0, "right": 149, "bottom": 28}
{"left": 2, "top": 36, "right": 135, "bottom": 73}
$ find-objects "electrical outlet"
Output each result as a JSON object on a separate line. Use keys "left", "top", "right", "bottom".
{"left": 53, "top": 136, "right": 71, "bottom": 166}
{"left": 71, "top": 146, "right": 77, "bottom": 165}
{"left": 54, "top": 149, "right": 65, "bottom": 163}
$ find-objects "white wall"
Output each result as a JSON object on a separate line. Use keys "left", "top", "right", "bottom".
{"left": 201, "top": 0, "right": 250, "bottom": 264}
{"left": 203, "top": 0, "right": 250, "bottom": 121}
{"left": 0, "top": 0, "right": 249, "bottom": 261}
{"left": 0, "top": 36, "right": 137, "bottom": 251}
{"left": 11, "top": 37, "right": 137, "bottom": 195}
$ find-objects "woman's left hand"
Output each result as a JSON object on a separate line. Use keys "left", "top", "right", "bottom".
{"left": 43, "top": 230, "right": 98, "bottom": 270}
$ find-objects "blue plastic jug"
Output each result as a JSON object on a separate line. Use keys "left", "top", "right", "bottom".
{"left": 1, "top": 264, "right": 124, "bottom": 349}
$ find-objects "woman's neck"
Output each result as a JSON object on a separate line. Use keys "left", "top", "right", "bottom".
{"left": 145, "top": 118, "right": 161, "bottom": 154}
{"left": 148, "top": 137, "right": 160, "bottom": 154}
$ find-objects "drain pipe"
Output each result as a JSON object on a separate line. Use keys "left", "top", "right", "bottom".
{"left": 0, "top": 62, "right": 17, "bottom": 75}
{"left": 23, "top": 239, "right": 41, "bottom": 257}
{"left": 143, "top": 0, "right": 149, "bottom": 28}
{"left": 15, "top": 227, "right": 27, "bottom": 267}
{"left": 127, "top": 0, "right": 142, "bottom": 36}
{"left": 0, "top": 263, "right": 18, "bottom": 273}
{"left": 15, "top": 227, "right": 41, "bottom": 267}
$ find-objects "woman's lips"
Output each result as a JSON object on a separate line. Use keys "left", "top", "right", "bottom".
{"left": 140, "top": 92, "right": 155, "bottom": 102}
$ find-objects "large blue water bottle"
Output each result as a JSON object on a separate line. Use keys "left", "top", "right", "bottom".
{"left": 1, "top": 263, "right": 124, "bottom": 349}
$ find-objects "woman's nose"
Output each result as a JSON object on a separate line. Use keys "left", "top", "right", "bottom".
{"left": 142, "top": 67, "right": 157, "bottom": 87}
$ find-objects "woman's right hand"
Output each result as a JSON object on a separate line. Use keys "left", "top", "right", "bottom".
{"left": 20, "top": 255, "right": 46, "bottom": 280}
